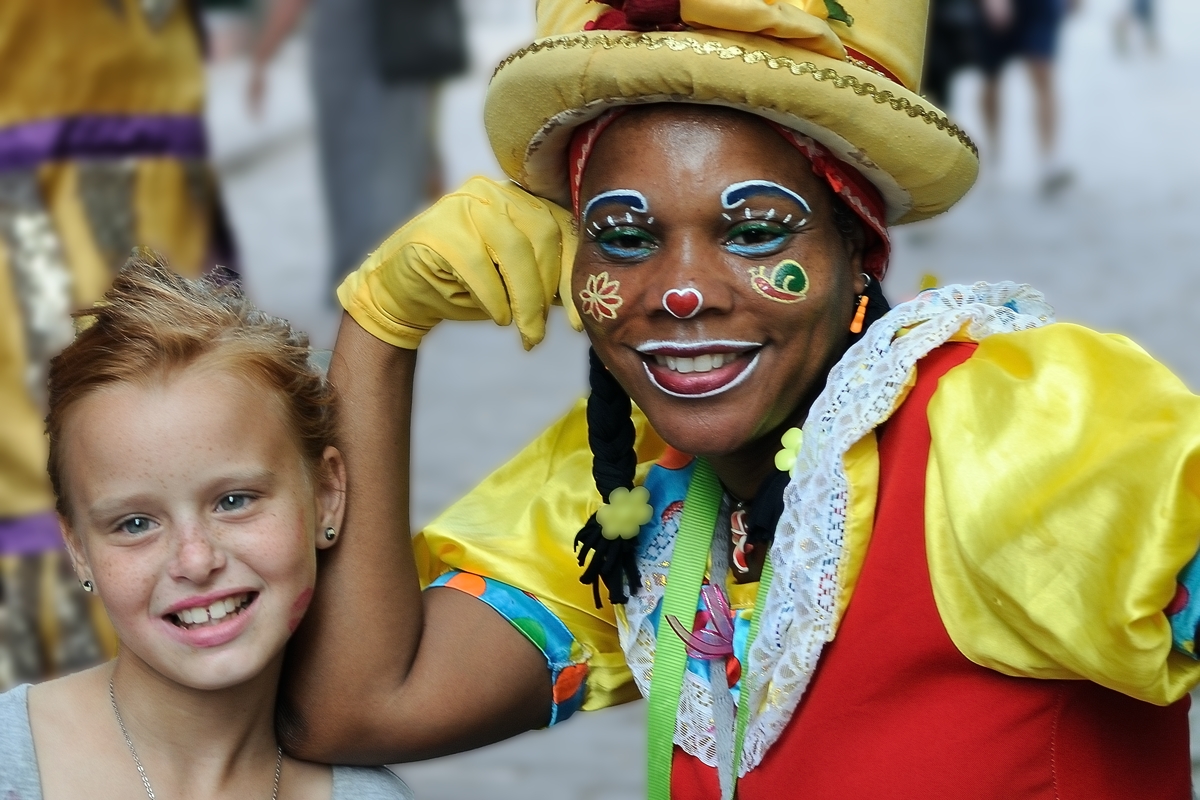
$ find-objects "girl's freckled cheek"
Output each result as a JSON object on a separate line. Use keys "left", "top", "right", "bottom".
{"left": 288, "top": 587, "right": 314, "bottom": 632}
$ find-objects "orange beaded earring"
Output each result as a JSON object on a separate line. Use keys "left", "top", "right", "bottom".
{"left": 849, "top": 273, "right": 871, "bottom": 334}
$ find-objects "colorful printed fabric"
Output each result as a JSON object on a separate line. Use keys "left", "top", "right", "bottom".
{"left": 638, "top": 457, "right": 757, "bottom": 703}
{"left": 1168, "top": 555, "right": 1200, "bottom": 657}
{"left": 429, "top": 570, "right": 589, "bottom": 725}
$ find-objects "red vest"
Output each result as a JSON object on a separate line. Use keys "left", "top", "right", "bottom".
{"left": 672, "top": 343, "right": 1191, "bottom": 799}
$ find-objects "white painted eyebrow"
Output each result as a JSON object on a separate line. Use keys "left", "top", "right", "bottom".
{"left": 582, "top": 189, "right": 650, "bottom": 220}
{"left": 720, "top": 180, "right": 812, "bottom": 215}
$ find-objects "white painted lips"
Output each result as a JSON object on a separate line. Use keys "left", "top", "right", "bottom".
{"left": 636, "top": 340, "right": 763, "bottom": 398}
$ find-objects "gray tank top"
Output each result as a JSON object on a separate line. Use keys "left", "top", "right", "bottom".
{"left": 0, "top": 684, "right": 412, "bottom": 800}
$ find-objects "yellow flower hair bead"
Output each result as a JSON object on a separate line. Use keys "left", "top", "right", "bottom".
{"left": 774, "top": 427, "right": 804, "bottom": 474}
{"left": 597, "top": 485, "right": 653, "bottom": 540}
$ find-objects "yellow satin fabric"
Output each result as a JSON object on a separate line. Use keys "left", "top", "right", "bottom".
{"left": 418, "top": 323, "right": 1200, "bottom": 711}
{"left": 926, "top": 324, "right": 1200, "bottom": 705}
{"left": 0, "top": 0, "right": 202, "bottom": 126}
{"left": 680, "top": 0, "right": 847, "bottom": 61}
{"left": 416, "top": 400, "right": 666, "bottom": 709}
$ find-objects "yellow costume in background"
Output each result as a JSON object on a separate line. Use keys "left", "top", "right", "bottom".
{"left": 0, "top": 0, "right": 228, "bottom": 689}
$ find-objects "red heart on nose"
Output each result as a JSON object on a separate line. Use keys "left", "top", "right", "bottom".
{"left": 663, "top": 288, "right": 702, "bottom": 319}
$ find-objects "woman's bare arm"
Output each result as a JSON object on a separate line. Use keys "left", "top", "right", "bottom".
{"left": 279, "top": 314, "right": 551, "bottom": 764}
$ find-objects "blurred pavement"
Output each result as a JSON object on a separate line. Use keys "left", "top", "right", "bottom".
{"left": 204, "top": 0, "right": 1200, "bottom": 796}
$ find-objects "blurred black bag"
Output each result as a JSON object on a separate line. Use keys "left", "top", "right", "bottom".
{"left": 372, "top": 0, "right": 468, "bottom": 83}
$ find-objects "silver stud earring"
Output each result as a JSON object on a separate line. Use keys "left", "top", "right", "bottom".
{"left": 81, "top": 579, "right": 94, "bottom": 593}
{"left": 324, "top": 527, "right": 337, "bottom": 542}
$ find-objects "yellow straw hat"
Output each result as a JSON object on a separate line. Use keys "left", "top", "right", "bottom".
{"left": 485, "top": 0, "right": 979, "bottom": 225}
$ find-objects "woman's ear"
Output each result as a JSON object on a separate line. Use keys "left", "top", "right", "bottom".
{"left": 315, "top": 445, "right": 347, "bottom": 550}
{"left": 60, "top": 514, "right": 94, "bottom": 590}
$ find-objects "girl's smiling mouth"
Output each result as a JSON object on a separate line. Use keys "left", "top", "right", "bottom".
{"left": 637, "top": 340, "right": 763, "bottom": 398}
{"left": 161, "top": 590, "right": 260, "bottom": 647}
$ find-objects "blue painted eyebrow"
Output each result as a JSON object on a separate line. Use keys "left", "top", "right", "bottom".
{"left": 720, "top": 180, "right": 812, "bottom": 214}
{"left": 582, "top": 189, "right": 649, "bottom": 220}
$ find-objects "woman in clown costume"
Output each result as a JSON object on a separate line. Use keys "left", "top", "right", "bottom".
{"left": 281, "top": 1, "right": 1200, "bottom": 797}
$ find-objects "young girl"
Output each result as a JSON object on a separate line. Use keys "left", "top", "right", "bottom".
{"left": 0, "top": 255, "right": 410, "bottom": 800}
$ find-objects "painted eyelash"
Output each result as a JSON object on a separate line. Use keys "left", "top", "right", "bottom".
{"left": 736, "top": 209, "right": 807, "bottom": 231}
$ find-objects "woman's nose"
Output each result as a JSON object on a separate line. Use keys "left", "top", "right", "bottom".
{"left": 168, "top": 523, "right": 226, "bottom": 583}
{"left": 643, "top": 234, "right": 734, "bottom": 317}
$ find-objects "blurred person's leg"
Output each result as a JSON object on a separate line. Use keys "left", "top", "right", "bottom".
{"left": 1020, "top": 0, "right": 1072, "bottom": 195}
{"left": 310, "top": 0, "right": 437, "bottom": 295}
{"left": 977, "top": 4, "right": 1016, "bottom": 166}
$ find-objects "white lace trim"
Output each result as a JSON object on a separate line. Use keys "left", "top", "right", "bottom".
{"left": 613, "top": 283, "right": 1055, "bottom": 772}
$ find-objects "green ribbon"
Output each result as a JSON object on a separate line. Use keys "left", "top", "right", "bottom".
{"left": 646, "top": 459, "right": 775, "bottom": 800}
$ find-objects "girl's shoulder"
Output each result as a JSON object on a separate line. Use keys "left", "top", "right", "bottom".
{"left": 331, "top": 765, "right": 413, "bottom": 800}
{"left": 0, "top": 684, "right": 43, "bottom": 798}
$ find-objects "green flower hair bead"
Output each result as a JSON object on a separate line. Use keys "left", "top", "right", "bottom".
{"left": 597, "top": 485, "right": 654, "bottom": 540}
{"left": 774, "top": 427, "right": 804, "bottom": 475}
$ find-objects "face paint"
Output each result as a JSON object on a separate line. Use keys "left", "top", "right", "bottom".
{"left": 662, "top": 287, "right": 703, "bottom": 319}
{"left": 582, "top": 189, "right": 649, "bottom": 222}
{"left": 721, "top": 180, "right": 812, "bottom": 222}
{"left": 579, "top": 271, "right": 624, "bottom": 322}
{"left": 748, "top": 259, "right": 809, "bottom": 303}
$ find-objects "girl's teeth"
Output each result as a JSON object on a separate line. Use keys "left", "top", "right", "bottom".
{"left": 654, "top": 353, "right": 731, "bottom": 374}
{"left": 174, "top": 594, "right": 249, "bottom": 627}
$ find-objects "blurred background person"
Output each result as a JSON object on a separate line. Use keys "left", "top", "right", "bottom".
{"left": 924, "top": 0, "right": 985, "bottom": 109}
{"left": 249, "top": 0, "right": 467, "bottom": 295}
{"left": 979, "top": 0, "right": 1080, "bottom": 195}
{"left": 0, "top": 0, "right": 235, "bottom": 690}
{"left": 1115, "top": 0, "right": 1158, "bottom": 54}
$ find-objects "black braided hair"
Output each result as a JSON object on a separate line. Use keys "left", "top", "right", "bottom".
{"left": 575, "top": 347, "right": 642, "bottom": 607}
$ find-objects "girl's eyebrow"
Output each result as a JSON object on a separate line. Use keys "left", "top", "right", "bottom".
{"left": 721, "top": 180, "right": 812, "bottom": 214}
{"left": 582, "top": 189, "right": 650, "bottom": 220}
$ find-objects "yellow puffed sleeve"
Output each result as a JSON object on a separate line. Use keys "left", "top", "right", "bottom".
{"left": 925, "top": 323, "right": 1200, "bottom": 704}
{"left": 415, "top": 399, "right": 666, "bottom": 710}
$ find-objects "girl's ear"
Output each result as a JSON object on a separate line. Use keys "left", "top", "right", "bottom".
{"left": 60, "top": 514, "right": 94, "bottom": 589}
{"left": 315, "top": 445, "right": 347, "bottom": 550}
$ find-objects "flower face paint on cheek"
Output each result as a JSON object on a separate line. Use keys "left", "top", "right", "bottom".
{"left": 748, "top": 259, "right": 810, "bottom": 303}
{"left": 578, "top": 271, "right": 624, "bottom": 323}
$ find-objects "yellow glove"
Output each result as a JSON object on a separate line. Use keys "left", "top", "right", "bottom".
{"left": 337, "top": 176, "right": 580, "bottom": 350}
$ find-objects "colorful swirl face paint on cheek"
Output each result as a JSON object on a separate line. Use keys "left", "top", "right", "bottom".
{"left": 748, "top": 259, "right": 809, "bottom": 303}
{"left": 582, "top": 189, "right": 649, "bottom": 222}
{"left": 578, "top": 271, "right": 624, "bottom": 322}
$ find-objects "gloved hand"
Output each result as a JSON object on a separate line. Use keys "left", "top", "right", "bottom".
{"left": 337, "top": 176, "right": 580, "bottom": 350}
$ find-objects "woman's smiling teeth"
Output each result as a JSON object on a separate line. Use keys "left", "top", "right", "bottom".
{"left": 652, "top": 352, "right": 736, "bottom": 374}
{"left": 170, "top": 593, "right": 254, "bottom": 628}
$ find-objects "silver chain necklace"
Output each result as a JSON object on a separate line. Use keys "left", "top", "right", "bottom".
{"left": 109, "top": 677, "right": 283, "bottom": 800}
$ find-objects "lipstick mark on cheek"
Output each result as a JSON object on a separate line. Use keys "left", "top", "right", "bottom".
{"left": 288, "top": 587, "right": 314, "bottom": 633}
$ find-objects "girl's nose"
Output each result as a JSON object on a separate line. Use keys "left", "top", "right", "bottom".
{"left": 168, "top": 523, "right": 227, "bottom": 583}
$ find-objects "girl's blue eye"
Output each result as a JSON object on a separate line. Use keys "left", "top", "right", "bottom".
{"left": 594, "top": 226, "right": 657, "bottom": 260}
{"left": 217, "top": 494, "right": 249, "bottom": 513}
{"left": 119, "top": 517, "right": 155, "bottom": 536}
{"left": 725, "top": 221, "right": 791, "bottom": 257}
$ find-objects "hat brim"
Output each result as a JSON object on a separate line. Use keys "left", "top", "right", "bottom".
{"left": 485, "top": 30, "right": 978, "bottom": 225}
